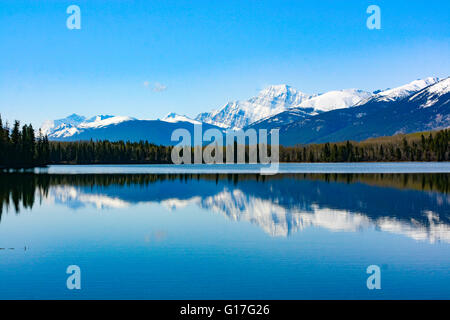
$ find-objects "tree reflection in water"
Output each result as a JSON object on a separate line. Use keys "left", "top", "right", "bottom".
{"left": 0, "top": 172, "right": 449, "bottom": 242}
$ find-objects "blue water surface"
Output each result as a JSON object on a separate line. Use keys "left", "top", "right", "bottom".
{"left": 0, "top": 166, "right": 449, "bottom": 299}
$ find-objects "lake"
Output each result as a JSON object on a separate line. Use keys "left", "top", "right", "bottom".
{"left": 0, "top": 163, "right": 449, "bottom": 299}
{"left": 33, "top": 162, "right": 450, "bottom": 174}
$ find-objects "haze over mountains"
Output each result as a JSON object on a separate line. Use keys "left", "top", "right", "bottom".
{"left": 42, "top": 76, "right": 449, "bottom": 146}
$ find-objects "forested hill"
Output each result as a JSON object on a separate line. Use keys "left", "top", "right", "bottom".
{"left": 0, "top": 115, "right": 449, "bottom": 168}
{"left": 48, "top": 129, "right": 450, "bottom": 164}
{"left": 279, "top": 129, "right": 449, "bottom": 162}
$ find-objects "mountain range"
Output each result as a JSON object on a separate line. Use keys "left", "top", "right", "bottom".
{"left": 42, "top": 76, "right": 449, "bottom": 145}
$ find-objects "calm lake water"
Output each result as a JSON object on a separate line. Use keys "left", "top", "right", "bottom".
{"left": 0, "top": 163, "right": 449, "bottom": 299}
{"left": 33, "top": 162, "right": 450, "bottom": 174}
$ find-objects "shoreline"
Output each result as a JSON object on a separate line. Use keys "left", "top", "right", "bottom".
{"left": 1, "top": 162, "right": 448, "bottom": 175}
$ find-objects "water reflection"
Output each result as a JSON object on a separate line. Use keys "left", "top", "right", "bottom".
{"left": 1, "top": 173, "right": 449, "bottom": 242}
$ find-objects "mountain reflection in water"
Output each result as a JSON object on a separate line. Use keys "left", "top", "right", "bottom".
{"left": 1, "top": 173, "right": 449, "bottom": 242}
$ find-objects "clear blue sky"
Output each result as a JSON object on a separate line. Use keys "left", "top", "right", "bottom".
{"left": 1, "top": 0, "right": 449, "bottom": 128}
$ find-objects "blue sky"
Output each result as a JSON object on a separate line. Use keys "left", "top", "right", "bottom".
{"left": 1, "top": 0, "right": 449, "bottom": 128}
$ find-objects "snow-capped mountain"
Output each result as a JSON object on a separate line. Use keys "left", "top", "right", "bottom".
{"left": 160, "top": 112, "right": 201, "bottom": 125}
{"left": 78, "top": 115, "right": 135, "bottom": 130}
{"left": 197, "top": 85, "right": 373, "bottom": 129}
{"left": 246, "top": 89, "right": 372, "bottom": 131}
{"left": 196, "top": 84, "right": 312, "bottom": 129}
{"left": 45, "top": 113, "right": 202, "bottom": 140}
{"left": 41, "top": 113, "right": 86, "bottom": 136}
{"left": 248, "top": 77, "right": 444, "bottom": 132}
{"left": 41, "top": 76, "right": 448, "bottom": 144}
{"left": 359, "top": 77, "right": 440, "bottom": 104}
{"left": 246, "top": 108, "right": 315, "bottom": 131}
{"left": 409, "top": 77, "right": 450, "bottom": 108}
{"left": 297, "top": 89, "right": 372, "bottom": 112}
{"left": 43, "top": 114, "right": 135, "bottom": 139}
{"left": 278, "top": 77, "right": 450, "bottom": 145}
{"left": 43, "top": 113, "right": 224, "bottom": 145}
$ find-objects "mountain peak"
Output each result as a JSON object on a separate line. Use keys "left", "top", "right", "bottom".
{"left": 41, "top": 75, "right": 447, "bottom": 140}
{"left": 409, "top": 77, "right": 450, "bottom": 108}
{"left": 67, "top": 113, "right": 85, "bottom": 119}
{"left": 298, "top": 88, "right": 372, "bottom": 112}
{"left": 42, "top": 114, "right": 135, "bottom": 138}
{"left": 374, "top": 77, "right": 440, "bottom": 101}
{"left": 161, "top": 113, "right": 201, "bottom": 125}
{"left": 258, "top": 84, "right": 293, "bottom": 95}
{"left": 196, "top": 84, "right": 312, "bottom": 129}
{"left": 86, "top": 115, "right": 115, "bottom": 122}
{"left": 257, "top": 84, "right": 310, "bottom": 101}
{"left": 164, "top": 112, "right": 178, "bottom": 118}
{"left": 41, "top": 113, "right": 87, "bottom": 135}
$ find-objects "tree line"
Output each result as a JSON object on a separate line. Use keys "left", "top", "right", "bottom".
{"left": 0, "top": 116, "right": 50, "bottom": 168}
{"left": 1, "top": 172, "right": 448, "bottom": 218}
{"left": 0, "top": 114, "right": 449, "bottom": 168}
{"left": 48, "top": 129, "right": 449, "bottom": 165}
{"left": 279, "top": 129, "right": 449, "bottom": 162}
{"left": 49, "top": 140, "right": 173, "bottom": 164}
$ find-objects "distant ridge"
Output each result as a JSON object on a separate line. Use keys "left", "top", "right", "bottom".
{"left": 41, "top": 76, "right": 449, "bottom": 145}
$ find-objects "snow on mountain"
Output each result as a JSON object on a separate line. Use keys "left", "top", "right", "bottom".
{"left": 408, "top": 77, "right": 450, "bottom": 108}
{"left": 297, "top": 89, "right": 372, "bottom": 112}
{"left": 216, "top": 78, "right": 441, "bottom": 130}
{"left": 78, "top": 115, "right": 135, "bottom": 129}
{"left": 49, "top": 125, "right": 81, "bottom": 139}
{"left": 246, "top": 108, "right": 315, "bottom": 131}
{"left": 196, "top": 84, "right": 312, "bottom": 129}
{"left": 362, "top": 77, "right": 440, "bottom": 103}
{"left": 41, "top": 113, "right": 86, "bottom": 136}
{"left": 197, "top": 85, "right": 375, "bottom": 129}
{"left": 251, "top": 84, "right": 311, "bottom": 108}
{"left": 44, "top": 113, "right": 203, "bottom": 139}
{"left": 278, "top": 77, "right": 450, "bottom": 146}
{"left": 43, "top": 114, "right": 135, "bottom": 139}
{"left": 245, "top": 88, "right": 372, "bottom": 130}
{"left": 41, "top": 76, "right": 447, "bottom": 141}
{"left": 161, "top": 112, "right": 201, "bottom": 125}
